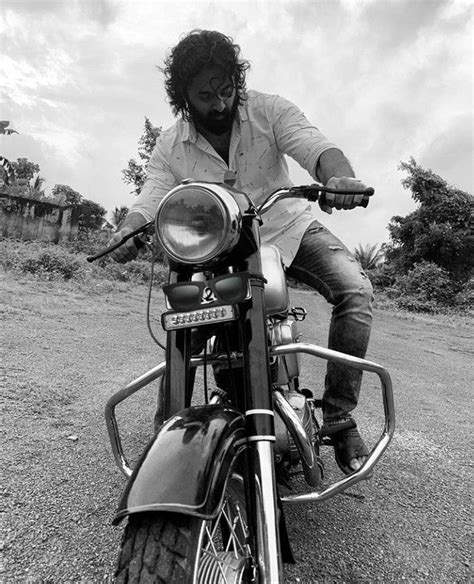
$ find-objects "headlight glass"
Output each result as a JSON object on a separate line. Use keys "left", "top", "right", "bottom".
{"left": 156, "top": 183, "right": 241, "bottom": 264}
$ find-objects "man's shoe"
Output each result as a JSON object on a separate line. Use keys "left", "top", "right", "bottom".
{"left": 320, "top": 418, "right": 370, "bottom": 475}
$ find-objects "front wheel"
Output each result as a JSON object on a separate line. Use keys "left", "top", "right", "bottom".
{"left": 115, "top": 474, "right": 257, "bottom": 584}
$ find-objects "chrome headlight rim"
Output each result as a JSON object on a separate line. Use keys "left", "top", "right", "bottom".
{"left": 155, "top": 181, "right": 242, "bottom": 265}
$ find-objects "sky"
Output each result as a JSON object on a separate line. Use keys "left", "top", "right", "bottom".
{"left": 1, "top": 0, "right": 473, "bottom": 249}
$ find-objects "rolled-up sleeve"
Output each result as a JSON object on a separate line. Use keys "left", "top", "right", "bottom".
{"left": 270, "top": 95, "right": 340, "bottom": 179}
{"left": 130, "top": 137, "right": 179, "bottom": 222}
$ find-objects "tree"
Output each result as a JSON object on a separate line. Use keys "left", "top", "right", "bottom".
{"left": 11, "top": 158, "right": 40, "bottom": 182}
{"left": 1, "top": 156, "right": 16, "bottom": 186}
{"left": 353, "top": 243, "right": 384, "bottom": 270}
{"left": 0, "top": 121, "right": 18, "bottom": 135}
{"left": 51, "top": 184, "right": 82, "bottom": 206}
{"left": 111, "top": 205, "right": 129, "bottom": 228}
{"left": 28, "top": 174, "right": 46, "bottom": 200}
{"left": 78, "top": 199, "right": 107, "bottom": 232}
{"left": 50, "top": 185, "right": 105, "bottom": 231}
{"left": 122, "top": 117, "right": 161, "bottom": 195}
{"left": 386, "top": 158, "right": 473, "bottom": 283}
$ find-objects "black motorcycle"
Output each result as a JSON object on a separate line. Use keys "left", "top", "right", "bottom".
{"left": 88, "top": 181, "right": 395, "bottom": 583}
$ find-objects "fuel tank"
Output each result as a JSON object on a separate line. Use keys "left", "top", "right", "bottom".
{"left": 261, "top": 245, "right": 289, "bottom": 315}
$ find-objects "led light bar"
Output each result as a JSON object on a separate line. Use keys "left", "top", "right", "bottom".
{"left": 162, "top": 305, "right": 237, "bottom": 331}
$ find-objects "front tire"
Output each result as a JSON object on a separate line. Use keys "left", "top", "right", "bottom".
{"left": 115, "top": 474, "right": 256, "bottom": 584}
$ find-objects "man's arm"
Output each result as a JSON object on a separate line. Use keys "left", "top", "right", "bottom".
{"left": 316, "top": 148, "right": 369, "bottom": 215}
{"left": 268, "top": 96, "right": 370, "bottom": 214}
{"left": 316, "top": 148, "right": 355, "bottom": 184}
{"left": 109, "top": 136, "right": 178, "bottom": 262}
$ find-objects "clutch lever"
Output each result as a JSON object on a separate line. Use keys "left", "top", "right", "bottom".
{"left": 86, "top": 221, "right": 154, "bottom": 262}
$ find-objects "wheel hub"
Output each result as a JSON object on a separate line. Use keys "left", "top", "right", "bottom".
{"left": 198, "top": 551, "right": 248, "bottom": 583}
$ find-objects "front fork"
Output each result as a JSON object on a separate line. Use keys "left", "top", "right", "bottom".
{"left": 241, "top": 269, "right": 283, "bottom": 583}
{"left": 245, "top": 441, "right": 282, "bottom": 582}
{"left": 162, "top": 266, "right": 284, "bottom": 582}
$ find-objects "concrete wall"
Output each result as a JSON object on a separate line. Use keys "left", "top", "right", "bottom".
{"left": 0, "top": 193, "right": 81, "bottom": 243}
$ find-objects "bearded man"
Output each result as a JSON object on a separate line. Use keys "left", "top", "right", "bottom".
{"left": 110, "top": 29, "right": 374, "bottom": 475}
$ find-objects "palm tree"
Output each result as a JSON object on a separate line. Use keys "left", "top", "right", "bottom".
{"left": 111, "top": 205, "right": 129, "bottom": 228}
{"left": 353, "top": 243, "right": 385, "bottom": 270}
{"left": 28, "top": 174, "right": 46, "bottom": 199}
{"left": 0, "top": 120, "right": 18, "bottom": 135}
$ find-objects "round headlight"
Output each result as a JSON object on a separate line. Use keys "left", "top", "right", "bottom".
{"left": 155, "top": 182, "right": 242, "bottom": 265}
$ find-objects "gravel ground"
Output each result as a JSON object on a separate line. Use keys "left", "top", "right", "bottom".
{"left": 1, "top": 272, "right": 472, "bottom": 583}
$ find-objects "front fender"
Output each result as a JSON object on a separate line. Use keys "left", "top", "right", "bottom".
{"left": 113, "top": 405, "right": 246, "bottom": 524}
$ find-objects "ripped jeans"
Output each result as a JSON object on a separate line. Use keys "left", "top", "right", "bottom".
{"left": 286, "top": 220, "right": 374, "bottom": 423}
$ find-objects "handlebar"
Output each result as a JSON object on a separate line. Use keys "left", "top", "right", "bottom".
{"left": 86, "top": 221, "right": 153, "bottom": 263}
{"left": 257, "top": 184, "right": 374, "bottom": 215}
{"left": 87, "top": 183, "right": 374, "bottom": 262}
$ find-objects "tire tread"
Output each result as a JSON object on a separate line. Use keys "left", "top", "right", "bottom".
{"left": 115, "top": 513, "right": 196, "bottom": 584}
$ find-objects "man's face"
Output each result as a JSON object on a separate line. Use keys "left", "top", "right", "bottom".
{"left": 186, "top": 66, "right": 238, "bottom": 135}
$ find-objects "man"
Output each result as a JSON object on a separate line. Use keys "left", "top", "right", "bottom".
{"left": 110, "top": 30, "right": 373, "bottom": 475}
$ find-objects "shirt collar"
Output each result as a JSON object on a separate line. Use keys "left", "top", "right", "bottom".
{"left": 180, "top": 119, "right": 197, "bottom": 143}
{"left": 237, "top": 97, "right": 248, "bottom": 122}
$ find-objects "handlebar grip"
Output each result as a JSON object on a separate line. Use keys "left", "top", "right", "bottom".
{"left": 361, "top": 187, "right": 374, "bottom": 208}
{"left": 319, "top": 186, "right": 374, "bottom": 209}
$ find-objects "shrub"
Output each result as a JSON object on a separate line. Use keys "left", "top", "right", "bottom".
{"left": 0, "top": 238, "right": 167, "bottom": 287}
{"left": 366, "top": 263, "right": 396, "bottom": 290}
{"left": 95, "top": 258, "right": 166, "bottom": 284}
{"left": 454, "top": 280, "right": 474, "bottom": 311}
{"left": 22, "top": 250, "right": 82, "bottom": 280}
{"left": 1, "top": 240, "right": 81, "bottom": 280}
{"left": 63, "top": 230, "right": 110, "bottom": 255}
{"left": 392, "top": 260, "right": 462, "bottom": 312}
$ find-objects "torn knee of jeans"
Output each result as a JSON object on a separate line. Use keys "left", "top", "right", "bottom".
{"left": 328, "top": 246, "right": 358, "bottom": 266}
{"left": 308, "top": 225, "right": 326, "bottom": 234}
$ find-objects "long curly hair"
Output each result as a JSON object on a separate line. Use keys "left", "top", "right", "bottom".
{"left": 162, "top": 30, "right": 250, "bottom": 120}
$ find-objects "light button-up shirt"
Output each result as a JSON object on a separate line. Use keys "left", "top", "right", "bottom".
{"left": 131, "top": 90, "right": 339, "bottom": 266}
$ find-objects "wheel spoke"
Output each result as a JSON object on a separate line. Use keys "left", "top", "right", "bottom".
{"left": 197, "top": 478, "right": 252, "bottom": 583}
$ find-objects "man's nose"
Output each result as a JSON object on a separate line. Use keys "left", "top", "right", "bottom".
{"left": 212, "top": 98, "right": 226, "bottom": 112}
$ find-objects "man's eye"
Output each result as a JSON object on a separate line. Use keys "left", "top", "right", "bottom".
{"left": 220, "top": 86, "right": 234, "bottom": 98}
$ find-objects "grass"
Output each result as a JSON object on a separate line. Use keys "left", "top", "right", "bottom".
{"left": 1, "top": 236, "right": 471, "bottom": 318}
{"left": 0, "top": 237, "right": 168, "bottom": 290}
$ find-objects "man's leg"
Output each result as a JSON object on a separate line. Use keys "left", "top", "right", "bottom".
{"left": 287, "top": 220, "right": 374, "bottom": 472}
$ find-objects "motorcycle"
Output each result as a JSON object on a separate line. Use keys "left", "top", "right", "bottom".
{"left": 88, "top": 180, "right": 395, "bottom": 583}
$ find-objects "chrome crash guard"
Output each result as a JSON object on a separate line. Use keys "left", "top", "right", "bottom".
{"left": 272, "top": 343, "right": 395, "bottom": 503}
{"left": 105, "top": 342, "right": 394, "bottom": 510}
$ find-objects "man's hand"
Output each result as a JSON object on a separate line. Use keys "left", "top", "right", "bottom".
{"left": 108, "top": 212, "right": 149, "bottom": 263}
{"left": 319, "top": 176, "right": 370, "bottom": 215}
{"left": 108, "top": 227, "right": 143, "bottom": 263}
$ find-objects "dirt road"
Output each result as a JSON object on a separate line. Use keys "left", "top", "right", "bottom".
{"left": 1, "top": 272, "right": 472, "bottom": 582}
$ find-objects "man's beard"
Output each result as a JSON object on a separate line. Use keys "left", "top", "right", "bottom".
{"left": 188, "top": 97, "right": 238, "bottom": 135}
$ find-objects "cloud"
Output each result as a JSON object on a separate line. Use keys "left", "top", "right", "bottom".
{"left": 355, "top": 0, "right": 445, "bottom": 52}
{"left": 3, "top": 0, "right": 121, "bottom": 27}
{"left": 79, "top": 0, "right": 122, "bottom": 28}
{"left": 421, "top": 113, "right": 474, "bottom": 190}
{"left": 1, "top": 0, "right": 471, "bottom": 238}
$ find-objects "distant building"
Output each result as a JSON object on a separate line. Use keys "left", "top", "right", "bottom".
{"left": 0, "top": 191, "right": 81, "bottom": 243}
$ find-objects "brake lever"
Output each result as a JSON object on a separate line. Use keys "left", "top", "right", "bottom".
{"left": 86, "top": 221, "right": 154, "bottom": 262}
